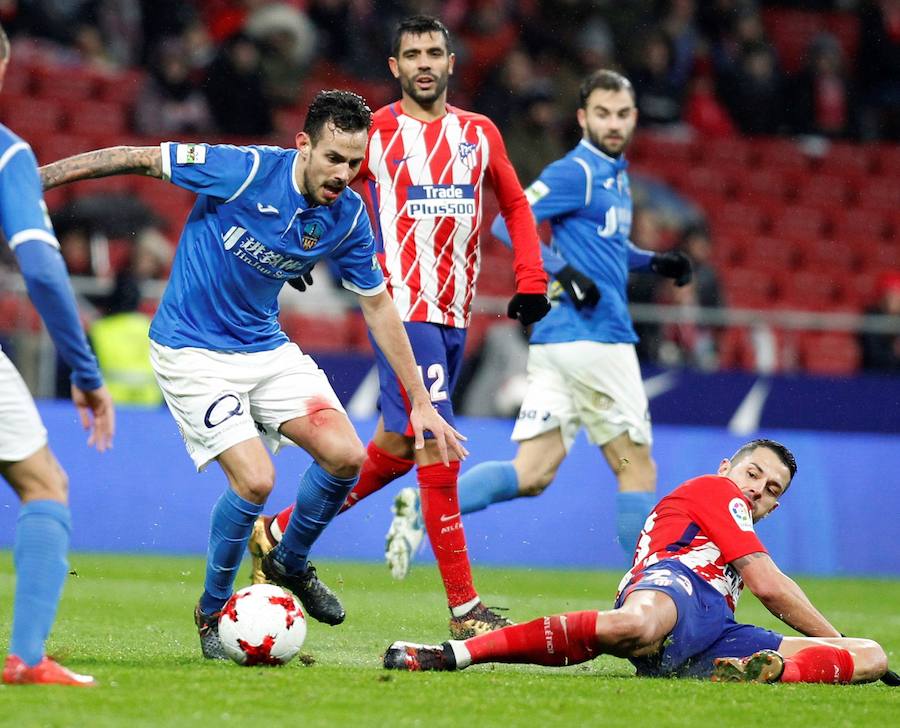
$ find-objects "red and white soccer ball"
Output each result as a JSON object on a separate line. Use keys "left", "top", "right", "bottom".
{"left": 218, "top": 584, "right": 307, "bottom": 666}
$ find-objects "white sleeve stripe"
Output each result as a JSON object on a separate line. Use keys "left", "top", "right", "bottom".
{"left": 332, "top": 202, "right": 365, "bottom": 250}
{"left": 0, "top": 142, "right": 30, "bottom": 174}
{"left": 160, "top": 142, "right": 172, "bottom": 181}
{"left": 225, "top": 148, "right": 260, "bottom": 203}
{"left": 342, "top": 279, "right": 386, "bottom": 297}
{"left": 572, "top": 157, "right": 592, "bottom": 207}
{"left": 8, "top": 228, "right": 60, "bottom": 250}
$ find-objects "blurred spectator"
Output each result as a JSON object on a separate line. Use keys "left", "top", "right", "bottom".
{"left": 788, "top": 33, "right": 854, "bottom": 138}
{"left": 88, "top": 271, "right": 162, "bottom": 407}
{"left": 628, "top": 206, "right": 669, "bottom": 362}
{"left": 203, "top": 32, "right": 273, "bottom": 136}
{"left": 475, "top": 47, "right": 542, "bottom": 131}
{"left": 857, "top": 0, "right": 900, "bottom": 141}
{"left": 244, "top": 2, "right": 316, "bottom": 106}
{"left": 458, "top": 324, "right": 529, "bottom": 418}
{"left": 135, "top": 37, "right": 213, "bottom": 135}
{"left": 630, "top": 29, "right": 686, "bottom": 128}
{"left": 72, "top": 22, "right": 118, "bottom": 71}
{"left": 307, "top": 0, "right": 386, "bottom": 77}
{"left": 659, "top": 0, "right": 702, "bottom": 87}
{"left": 859, "top": 271, "right": 900, "bottom": 372}
{"left": 503, "top": 85, "right": 566, "bottom": 186}
{"left": 457, "top": 1, "right": 519, "bottom": 98}
{"left": 683, "top": 73, "right": 737, "bottom": 136}
{"left": 679, "top": 223, "right": 723, "bottom": 309}
{"left": 721, "top": 40, "right": 786, "bottom": 135}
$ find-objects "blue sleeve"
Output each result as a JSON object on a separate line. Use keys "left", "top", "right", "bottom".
{"left": 330, "top": 202, "right": 386, "bottom": 296}
{"left": 161, "top": 142, "right": 261, "bottom": 202}
{"left": 627, "top": 240, "right": 655, "bottom": 271}
{"left": 490, "top": 158, "right": 588, "bottom": 276}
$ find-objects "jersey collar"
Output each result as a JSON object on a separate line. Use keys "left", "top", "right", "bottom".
{"left": 578, "top": 138, "right": 628, "bottom": 172}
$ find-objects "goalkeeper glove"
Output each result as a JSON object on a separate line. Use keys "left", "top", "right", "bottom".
{"left": 507, "top": 292, "right": 551, "bottom": 326}
{"left": 555, "top": 264, "right": 601, "bottom": 309}
{"left": 288, "top": 270, "right": 314, "bottom": 292}
{"left": 651, "top": 251, "right": 693, "bottom": 287}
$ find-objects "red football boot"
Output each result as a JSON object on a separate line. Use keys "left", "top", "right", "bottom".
{"left": 2, "top": 655, "right": 98, "bottom": 686}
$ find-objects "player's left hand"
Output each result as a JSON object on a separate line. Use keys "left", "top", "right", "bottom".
{"left": 71, "top": 383, "right": 115, "bottom": 452}
{"left": 507, "top": 292, "right": 551, "bottom": 326}
{"left": 408, "top": 398, "right": 468, "bottom": 466}
{"left": 651, "top": 251, "right": 693, "bottom": 287}
{"left": 288, "top": 269, "right": 315, "bottom": 292}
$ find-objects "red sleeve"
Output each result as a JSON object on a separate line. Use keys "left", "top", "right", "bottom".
{"left": 684, "top": 476, "right": 766, "bottom": 563}
{"left": 482, "top": 119, "right": 547, "bottom": 295}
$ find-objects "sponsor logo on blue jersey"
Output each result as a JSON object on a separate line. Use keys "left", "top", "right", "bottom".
{"left": 220, "top": 225, "right": 307, "bottom": 278}
{"left": 406, "top": 184, "right": 476, "bottom": 219}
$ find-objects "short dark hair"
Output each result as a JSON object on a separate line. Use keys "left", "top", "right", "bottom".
{"left": 303, "top": 90, "right": 372, "bottom": 144}
{"left": 0, "top": 23, "right": 9, "bottom": 62}
{"left": 731, "top": 439, "right": 798, "bottom": 482}
{"left": 579, "top": 69, "right": 635, "bottom": 108}
{"left": 391, "top": 15, "right": 451, "bottom": 58}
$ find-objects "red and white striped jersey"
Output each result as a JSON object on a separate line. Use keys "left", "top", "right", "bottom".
{"left": 616, "top": 476, "right": 766, "bottom": 611}
{"left": 361, "top": 102, "right": 544, "bottom": 328}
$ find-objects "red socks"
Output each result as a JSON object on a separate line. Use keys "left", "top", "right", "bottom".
{"left": 418, "top": 461, "right": 477, "bottom": 608}
{"left": 464, "top": 611, "right": 600, "bottom": 667}
{"left": 781, "top": 646, "right": 855, "bottom": 684}
{"left": 272, "top": 441, "right": 414, "bottom": 534}
{"left": 338, "top": 441, "right": 414, "bottom": 514}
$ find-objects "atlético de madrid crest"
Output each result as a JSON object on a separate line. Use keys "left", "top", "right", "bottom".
{"left": 301, "top": 221, "right": 323, "bottom": 250}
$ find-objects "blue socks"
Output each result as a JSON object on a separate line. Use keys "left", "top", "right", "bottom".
{"left": 10, "top": 500, "right": 71, "bottom": 667}
{"left": 273, "top": 462, "right": 357, "bottom": 575}
{"left": 199, "top": 488, "right": 263, "bottom": 615}
{"left": 456, "top": 461, "right": 520, "bottom": 514}
{"left": 616, "top": 491, "right": 656, "bottom": 555}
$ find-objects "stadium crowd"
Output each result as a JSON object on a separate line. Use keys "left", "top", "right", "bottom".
{"left": 0, "top": 0, "right": 898, "bottom": 386}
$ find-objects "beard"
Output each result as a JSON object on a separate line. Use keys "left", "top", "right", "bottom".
{"left": 400, "top": 70, "right": 449, "bottom": 107}
{"left": 587, "top": 127, "right": 632, "bottom": 158}
{"left": 302, "top": 168, "right": 344, "bottom": 206}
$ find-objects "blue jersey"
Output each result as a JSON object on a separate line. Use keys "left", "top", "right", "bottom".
{"left": 150, "top": 143, "right": 385, "bottom": 352}
{"left": 493, "top": 139, "right": 654, "bottom": 345}
{"left": 0, "top": 124, "right": 102, "bottom": 390}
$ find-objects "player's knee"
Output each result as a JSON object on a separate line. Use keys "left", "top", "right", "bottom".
{"left": 237, "top": 468, "right": 276, "bottom": 503}
{"left": 857, "top": 640, "right": 889, "bottom": 680}
{"left": 21, "top": 458, "right": 69, "bottom": 502}
{"left": 519, "top": 478, "right": 550, "bottom": 497}
{"left": 595, "top": 610, "right": 653, "bottom": 655}
{"left": 322, "top": 443, "right": 366, "bottom": 479}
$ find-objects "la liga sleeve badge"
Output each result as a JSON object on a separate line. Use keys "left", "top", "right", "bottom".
{"left": 728, "top": 498, "right": 754, "bottom": 532}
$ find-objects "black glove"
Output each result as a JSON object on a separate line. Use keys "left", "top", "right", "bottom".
{"left": 555, "top": 264, "right": 601, "bottom": 309}
{"left": 288, "top": 269, "right": 314, "bottom": 292}
{"left": 507, "top": 292, "right": 551, "bottom": 326}
{"left": 651, "top": 251, "right": 693, "bottom": 287}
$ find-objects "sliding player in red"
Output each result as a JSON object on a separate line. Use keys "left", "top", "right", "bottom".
{"left": 384, "top": 439, "right": 890, "bottom": 684}
{"left": 250, "top": 15, "right": 549, "bottom": 638}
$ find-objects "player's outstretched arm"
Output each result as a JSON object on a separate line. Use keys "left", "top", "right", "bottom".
{"left": 357, "top": 290, "right": 467, "bottom": 465}
{"left": 40, "top": 146, "right": 163, "bottom": 190}
{"left": 734, "top": 552, "right": 841, "bottom": 638}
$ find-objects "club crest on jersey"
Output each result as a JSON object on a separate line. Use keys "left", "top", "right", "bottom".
{"left": 301, "top": 221, "right": 323, "bottom": 250}
{"left": 458, "top": 141, "right": 477, "bottom": 169}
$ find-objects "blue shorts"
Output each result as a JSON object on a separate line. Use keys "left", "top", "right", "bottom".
{"left": 372, "top": 321, "right": 466, "bottom": 437}
{"left": 614, "top": 560, "right": 783, "bottom": 678}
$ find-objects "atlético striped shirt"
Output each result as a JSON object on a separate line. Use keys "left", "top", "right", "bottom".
{"left": 361, "top": 102, "right": 546, "bottom": 328}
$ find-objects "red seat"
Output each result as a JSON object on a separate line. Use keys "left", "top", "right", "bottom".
{"left": 745, "top": 237, "right": 800, "bottom": 272}
{"left": 720, "top": 269, "right": 777, "bottom": 309}
{"left": 831, "top": 208, "right": 892, "bottom": 243}
{"left": 857, "top": 178, "right": 900, "bottom": 214}
{"left": 856, "top": 242, "right": 900, "bottom": 272}
{"left": 33, "top": 134, "right": 96, "bottom": 165}
{"left": 33, "top": 67, "right": 97, "bottom": 101}
{"left": 683, "top": 166, "right": 736, "bottom": 199}
{"left": 799, "top": 331, "right": 861, "bottom": 376}
{"left": 477, "top": 253, "right": 515, "bottom": 295}
{"left": 709, "top": 202, "right": 770, "bottom": 236}
{"left": 770, "top": 206, "right": 828, "bottom": 240}
{"left": 65, "top": 101, "right": 128, "bottom": 137}
{"left": 814, "top": 142, "right": 873, "bottom": 179}
{"left": 775, "top": 270, "right": 840, "bottom": 310}
{"left": 795, "top": 175, "right": 851, "bottom": 209}
{"left": 754, "top": 138, "right": 810, "bottom": 172}
{"left": 716, "top": 327, "right": 756, "bottom": 371}
{"left": 1, "top": 97, "right": 65, "bottom": 136}
{"left": 802, "top": 239, "right": 858, "bottom": 272}
{"left": 95, "top": 70, "right": 145, "bottom": 107}
{"left": 735, "top": 168, "right": 796, "bottom": 205}
{"left": 702, "top": 137, "right": 752, "bottom": 168}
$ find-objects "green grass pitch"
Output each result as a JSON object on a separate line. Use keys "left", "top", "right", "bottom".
{"left": 1, "top": 553, "right": 898, "bottom": 727}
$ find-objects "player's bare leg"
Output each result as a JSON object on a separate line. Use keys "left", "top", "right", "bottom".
{"left": 601, "top": 432, "right": 656, "bottom": 553}
{"left": 511, "top": 429, "right": 567, "bottom": 496}
{"left": 384, "top": 588, "right": 676, "bottom": 671}
{"left": 2, "top": 447, "right": 98, "bottom": 686}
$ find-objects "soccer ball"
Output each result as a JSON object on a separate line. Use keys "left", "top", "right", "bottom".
{"left": 218, "top": 584, "right": 307, "bottom": 666}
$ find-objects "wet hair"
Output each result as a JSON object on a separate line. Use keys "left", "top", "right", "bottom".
{"left": 0, "top": 23, "right": 9, "bottom": 62}
{"left": 303, "top": 90, "right": 372, "bottom": 145}
{"left": 392, "top": 15, "right": 451, "bottom": 58}
{"left": 579, "top": 69, "right": 635, "bottom": 108}
{"left": 730, "top": 439, "right": 798, "bottom": 482}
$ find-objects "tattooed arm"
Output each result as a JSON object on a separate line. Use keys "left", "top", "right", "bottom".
{"left": 40, "top": 146, "right": 163, "bottom": 190}
{"left": 733, "top": 551, "right": 840, "bottom": 637}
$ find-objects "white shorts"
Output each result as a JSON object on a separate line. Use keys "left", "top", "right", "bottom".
{"left": 0, "top": 349, "right": 47, "bottom": 462}
{"left": 149, "top": 341, "right": 345, "bottom": 471}
{"left": 511, "top": 341, "right": 652, "bottom": 452}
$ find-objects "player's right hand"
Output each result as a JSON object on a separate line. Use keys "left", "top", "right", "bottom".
{"left": 71, "top": 383, "right": 115, "bottom": 453}
{"left": 555, "top": 265, "right": 601, "bottom": 309}
{"left": 506, "top": 292, "right": 551, "bottom": 326}
{"left": 408, "top": 397, "right": 468, "bottom": 466}
{"left": 288, "top": 270, "right": 315, "bottom": 292}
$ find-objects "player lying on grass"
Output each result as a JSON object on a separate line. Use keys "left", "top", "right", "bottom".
{"left": 39, "top": 90, "right": 465, "bottom": 660}
{"left": 384, "top": 439, "right": 890, "bottom": 683}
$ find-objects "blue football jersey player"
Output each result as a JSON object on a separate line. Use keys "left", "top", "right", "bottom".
{"left": 38, "top": 90, "right": 464, "bottom": 657}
